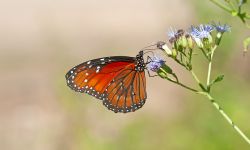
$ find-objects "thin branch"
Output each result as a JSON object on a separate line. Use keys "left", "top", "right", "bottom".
{"left": 210, "top": 0, "right": 232, "bottom": 13}
{"left": 191, "top": 70, "right": 207, "bottom": 91}
{"left": 206, "top": 45, "right": 217, "bottom": 89}
{"left": 166, "top": 78, "right": 198, "bottom": 93}
{"left": 199, "top": 92, "right": 250, "bottom": 145}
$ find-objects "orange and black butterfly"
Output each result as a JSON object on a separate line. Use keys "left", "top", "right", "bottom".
{"left": 65, "top": 42, "right": 166, "bottom": 113}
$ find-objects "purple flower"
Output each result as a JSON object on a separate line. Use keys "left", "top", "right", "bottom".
{"left": 167, "top": 27, "right": 178, "bottom": 40}
{"left": 167, "top": 28, "right": 185, "bottom": 43}
{"left": 213, "top": 23, "right": 231, "bottom": 33}
{"left": 147, "top": 56, "right": 165, "bottom": 72}
{"left": 190, "top": 24, "right": 214, "bottom": 39}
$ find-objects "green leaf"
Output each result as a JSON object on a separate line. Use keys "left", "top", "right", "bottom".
{"left": 210, "top": 75, "right": 224, "bottom": 86}
{"left": 243, "top": 37, "right": 250, "bottom": 53}
{"left": 207, "top": 75, "right": 224, "bottom": 92}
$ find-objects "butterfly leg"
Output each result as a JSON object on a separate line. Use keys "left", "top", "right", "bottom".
{"left": 147, "top": 69, "right": 158, "bottom": 77}
{"left": 145, "top": 56, "right": 152, "bottom": 65}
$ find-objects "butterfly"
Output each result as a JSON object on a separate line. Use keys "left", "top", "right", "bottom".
{"left": 65, "top": 42, "right": 165, "bottom": 113}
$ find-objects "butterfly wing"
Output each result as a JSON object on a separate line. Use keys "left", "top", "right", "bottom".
{"left": 66, "top": 55, "right": 147, "bottom": 113}
{"left": 66, "top": 56, "right": 135, "bottom": 99}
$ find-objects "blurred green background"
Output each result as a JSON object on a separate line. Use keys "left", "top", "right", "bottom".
{"left": 1, "top": 0, "right": 250, "bottom": 149}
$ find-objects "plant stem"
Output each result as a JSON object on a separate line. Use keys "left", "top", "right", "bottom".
{"left": 191, "top": 70, "right": 201, "bottom": 84}
{"left": 206, "top": 59, "right": 213, "bottom": 86}
{"left": 206, "top": 45, "right": 217, "bottom": 89}
{"left": 226, "top": 0, "right": 237, "bottom": 11}
{"left": 210, "top": 0, "right": 232, "bottom": 13}
{"left": 199, "top": 92, "right": 250, "bottom": 145}
{"left": 167, "top": 78, "right": 198, "bottom": 93}
{"left": 200, "top": 48, "right": 210, "bottom": 60}
{"left": 191, "top": 70, "right": 207, "bottom": 91}
{"left": 159, "top": 68, "right": 198, "bottom": 92}
{"left": 174, "top": 58, "right": 190, "bottom": 70}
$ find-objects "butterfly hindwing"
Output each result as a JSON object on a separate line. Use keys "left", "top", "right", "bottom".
{"left": 103, "top": 71, "right": 147, "bottom": 113}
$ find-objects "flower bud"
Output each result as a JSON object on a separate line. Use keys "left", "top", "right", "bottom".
{"left": 215, "top": 32, "right": 222, "bottom": 45}
{"left": 203, "top": 35, "right": 213, "bottom": 49}
{"left": 193, "top": 37, "right": 204, "bottom": 48}
{"left": 178, "top": 36, "right": 188, "bottom": 48}
{"left": 186, "top": 34, "right": 194, "bottom": 49}
{"left": 172, "top": 49, "right": 177, "bottom": 58}
{"left": 207, "top": 34, "right": 213, "bottom": 44}
{"left": 162, "top": 44, "right": 172, "bottom": 56}
{"left": 156, "top": 64, "right": 173, "bottom": 79}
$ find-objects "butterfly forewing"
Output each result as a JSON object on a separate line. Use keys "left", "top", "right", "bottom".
{"left": 66, "top": 56, "right": 135, "bottom": 99}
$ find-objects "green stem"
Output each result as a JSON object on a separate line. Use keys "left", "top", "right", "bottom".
{"left": 200, "top": 48, "right": 210, "bottom": 60}
{"left": 159, "top": 68, "right": 198, "bottom": 93}
{"left": 191, "top": 70, "right": 201, "bottom": 84}
{"left": 226, "top": 0, "right": 237, "bottom": 10}
{"left": 199, "top": 92, "right": 250, "bottom": 145}
{"left": 191, "top": 70, "right": 207, "bottom": 91}
{"left": 206, "top": 58, "right": 213, "bottom": 86}
{"left": 206, "top": 45, "right": 217, "bottom": 90}
{"left": 210, "top": 0, "right": 232, "bottom": 13}
{"left": 167, "top": 78, "right": 198, "bottom": 93}
{"left": 175, "top": 58, "right": 189, "bottom": 70}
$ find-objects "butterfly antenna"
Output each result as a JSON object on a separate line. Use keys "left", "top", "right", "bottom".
{"left": 141, "top": 41, "right": 167, "bottom": 53}
{"left": 140, "top": 42, "right": 158, "bottom": 51}
{"left": 143, "top": 50, "right": 155, "bottom": 56}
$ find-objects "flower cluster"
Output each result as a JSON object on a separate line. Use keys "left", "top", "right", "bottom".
{"left": 148, "top": 22, "right": 230, "bottom": 74}
{"left": 146, "top": 21, "right": 250, "bottom": 145}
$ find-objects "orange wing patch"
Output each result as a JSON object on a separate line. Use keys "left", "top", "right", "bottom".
{"left": 66, "top": 61, "right": 135, "bottom": 100}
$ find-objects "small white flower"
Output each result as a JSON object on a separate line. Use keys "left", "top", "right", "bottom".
{"left": 162, "top": 44, "right": 172, "bottom": 55}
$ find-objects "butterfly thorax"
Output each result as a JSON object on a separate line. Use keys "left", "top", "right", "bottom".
{"left": 135, "top": 51, "right": 145, "bottom": 72}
